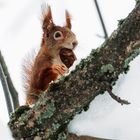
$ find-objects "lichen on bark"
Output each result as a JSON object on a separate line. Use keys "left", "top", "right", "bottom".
{"left": 8, "top": 2, "right": 140, "bottom": 140}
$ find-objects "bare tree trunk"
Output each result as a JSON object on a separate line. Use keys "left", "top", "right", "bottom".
{"left": 8, "top": 2, "right": 140, "bottom": 140}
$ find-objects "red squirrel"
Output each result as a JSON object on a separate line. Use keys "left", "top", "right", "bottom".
{"left": 23, "top": 6, "right": 78, "bottom": 105}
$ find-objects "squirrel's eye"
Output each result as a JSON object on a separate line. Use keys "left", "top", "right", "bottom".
{"left": 53, "top": 31, "right": 63, "bottom": 40}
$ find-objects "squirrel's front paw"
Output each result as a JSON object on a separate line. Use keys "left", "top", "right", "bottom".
{"left": 26, "top": 95, "right": 38, "bottom": 106}
{"left": 52, "top": 64, "right": 68, "bottom": 76}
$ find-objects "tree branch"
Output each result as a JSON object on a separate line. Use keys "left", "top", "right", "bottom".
{"left": 107, "top": 87, "right": 130, "bottom": 105}
{"left": 0, "top": 64, "right": 13, "bottom": 115}
{"left": 0, "top": 51, "right": 19, "bottom": 109}
{"left": 8, "top": 2, "right": 140, "bottom": 140}
{"left": 93, "top": 0, "right": 108, "bottom": 39}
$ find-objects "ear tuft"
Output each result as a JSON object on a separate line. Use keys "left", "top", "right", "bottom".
{"left": 41, "top": 4, "right": 54, "bottom": 32}
{"left": 65, "top": 10, "right": 71, "bottom": 29}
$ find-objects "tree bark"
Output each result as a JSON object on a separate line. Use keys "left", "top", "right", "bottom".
{"left": 8, "top": 2, "right": 140, "bottom": 140}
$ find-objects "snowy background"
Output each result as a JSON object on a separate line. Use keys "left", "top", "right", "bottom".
{"left": 0, "top": 0, "right": 140, "bottom": 139}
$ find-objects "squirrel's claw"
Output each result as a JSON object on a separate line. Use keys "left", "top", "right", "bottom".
{"left": 52, "top": 64, "right": 68, "bottom": 76}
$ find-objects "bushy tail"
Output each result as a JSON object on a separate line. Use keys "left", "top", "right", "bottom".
{"left": 22, "top": 49, "right": 38, "bottom": 104}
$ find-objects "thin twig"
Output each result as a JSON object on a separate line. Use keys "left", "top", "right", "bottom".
{"left": 93, "top": 0, "right": 108, "bottom": 39}
{"left": 0, "top": 51, "right": 19, "bottom": 109}
{"left": 107, "top": 88, "right": 130, "bottom": 105}
{"left": 0, "top": 64, "right": 13, "bottom": 115}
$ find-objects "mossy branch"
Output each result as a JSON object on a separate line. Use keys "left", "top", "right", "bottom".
{"left": 8, "top": 2, "right": 140, "bottom": 140}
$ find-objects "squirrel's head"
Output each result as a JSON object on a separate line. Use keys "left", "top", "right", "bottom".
{"left": 41, "top": 5, "right": 78, "bottom": 52}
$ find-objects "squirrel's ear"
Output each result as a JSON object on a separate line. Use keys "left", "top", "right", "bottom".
{"left": 42, "top": 4, "right": 54, "bottom": 32}
{"left": 65, "top": 10, "right": 71, "bottom": 29}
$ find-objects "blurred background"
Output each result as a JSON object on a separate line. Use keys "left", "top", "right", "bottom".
{"left": 1, "top": 0, "right": 140, "bottom": 139}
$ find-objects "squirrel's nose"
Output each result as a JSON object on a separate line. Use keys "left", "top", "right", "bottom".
{"left": 72, "top": 40, "right": 78, "bottom": 49}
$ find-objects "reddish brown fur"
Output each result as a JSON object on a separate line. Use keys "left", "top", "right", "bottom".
{"left": 23, "top": 5, "right": 78, "bottom": 105}
{"left": 65, "top": 10, "right": 72, "bottom": 29}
